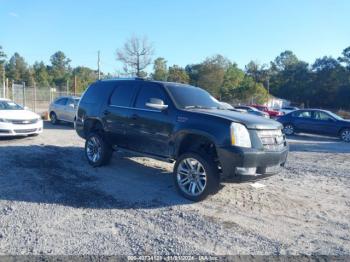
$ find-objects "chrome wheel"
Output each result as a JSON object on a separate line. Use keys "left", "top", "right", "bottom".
{"left": 341, "top": 130, "right": 350, "bottom": 142}
{"left": 176, "top": 158, "right": 207, "bottom": 197}
{"left": 86, "top": 136, "right": 102, "bottom": 163}
{"left": 283, "top": 124, "right": 294, "bottom": 135}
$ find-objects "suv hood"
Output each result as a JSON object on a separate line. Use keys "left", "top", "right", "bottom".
{"left": 190, "top": 109, "right": 283, "bottom": 130}
{"left": 0, "top": 110, "right": 40, "bottom": 120}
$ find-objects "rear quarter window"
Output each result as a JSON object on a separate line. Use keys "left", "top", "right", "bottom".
{"left": 109, "top": 82, "right": 138, "bottom": 107}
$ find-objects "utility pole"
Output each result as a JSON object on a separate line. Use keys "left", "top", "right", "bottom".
{"left": 97, "top": 50, "right": 101, "bottom": 80}
{"left": 74, "top": 75, "right": 77, "bottom": 96}
{"left": 2, "top": 64, "right": 5, "bottom": 98}
{"left": 66, "top": 79, "right": 69, "bottom": 95}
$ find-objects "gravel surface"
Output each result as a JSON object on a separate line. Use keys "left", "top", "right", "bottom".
{"left": 0, "top": 122, "right": 349, "bottom": 255}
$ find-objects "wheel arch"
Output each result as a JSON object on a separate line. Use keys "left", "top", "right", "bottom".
{"left": 174, "top": 131, "right": 219, "bottom": 160}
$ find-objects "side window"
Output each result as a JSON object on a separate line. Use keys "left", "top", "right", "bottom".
{"left": 56, "top": 98, "right": 67, "bottom": 105}
{"left": 109, "top": 83, "right": 137, "bottom": 107}
{"left": 313, "top": 111, "right": 333, "bottom": 121}
{"left": 135, "top": 83, "right": 167, "bottom": 110}
{"left": 293, "top": 111, "right": 311, "bottom": 118}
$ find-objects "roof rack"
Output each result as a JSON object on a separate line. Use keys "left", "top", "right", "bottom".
{"left": 100, "top": 77, "right": 146, "bottom": 81}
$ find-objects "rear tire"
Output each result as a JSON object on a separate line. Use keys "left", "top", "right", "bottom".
{"left": 173, "top": 152, "right": 219, "bottom": 201}
{"left": 340, "top": 129, "right": 350, "bottom": 142}
{"left": 50, "top": 112, "right": 59, "bottom": 125}
{"left": 283, "top": 124, "right": 295, "bottom": 135}
{"left": 85, "top": 132, "right": 113, "bottom": 167}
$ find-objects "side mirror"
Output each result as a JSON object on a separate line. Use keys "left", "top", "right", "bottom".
{"left": 146, "top": 98, "right": 168, "bottom": 111}
{"left": 68, "top": 103, "right": 75, "bottom": 108}
{"left": 23, "top": 106, "right": 29, "bottom": 110}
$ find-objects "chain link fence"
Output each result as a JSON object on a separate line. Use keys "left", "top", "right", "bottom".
{"left": 1, "top": 83, "right": 82, "bottom": 114}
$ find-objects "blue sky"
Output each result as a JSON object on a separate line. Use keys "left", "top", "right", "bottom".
{"left": 1, "top": 0, "right": 349, "bottom": 74}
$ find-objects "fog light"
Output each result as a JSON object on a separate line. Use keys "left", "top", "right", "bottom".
{"left": 235, "top": 167, "right": 257, "bottom": 175}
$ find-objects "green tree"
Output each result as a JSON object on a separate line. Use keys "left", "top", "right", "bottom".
{"left": 33, "top": 62, "right": 51, "bottom": 87}
{"left": 338, "top": 46, "right": 350, "bottom": 69}
{"left": 221, "top": 64, "right": 245, "bottom": 102}
{"left": 167, "top": 65, "right": 189, "bottom": 83}
{"left": 234, "top": 76, "right": 268, "bottom": 104}
{"left": 310, "top": 56, "right": 346, "bottom": 107}
{"left": 5, "top": 53, "right": 28, "bottom": 83}
{"left": 152, "top": 57, "right": 168, "bottom": 81}
{"left": 273, "top": 50, "right": 299, "bottom": 71}
{"left": 72, "top": 66, "right": 98, "bottom": 93}
{"left": 197, "top": 55, "right": 231, "bottom": 97}
{"left": 49, "top": 51, "right": 71, "bottom": 87}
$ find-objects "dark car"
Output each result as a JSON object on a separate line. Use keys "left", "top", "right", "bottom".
{"left": 75, "top": 79, "right": 289, "bottom": 201}
{"left": 235, "top": 105, "right": 270, "bottom": 118}
{"left": 278, "top": 109, "right": 350, "bottom": 142}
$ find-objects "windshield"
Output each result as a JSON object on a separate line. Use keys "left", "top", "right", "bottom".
{"left": 0, "top": 101, "right": 23, "bottom": 110}
{"left": 166, "top": 84, "right": 222, "bottom": 109}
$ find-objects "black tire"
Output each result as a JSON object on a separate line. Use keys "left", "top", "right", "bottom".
{"left": 173, "top": 152, "right": 219, "bottom": 201}
{"left": 340, "top": 128, "right": 350, "bottom": 142}
{"left": 85, "top": 132, "right": 113, "bottom": 167}
{"left": 283, "top": 124, "right": 295, "bottom": 135}
{"left": 50, "top": 112, "right": 59, "bottom": 125}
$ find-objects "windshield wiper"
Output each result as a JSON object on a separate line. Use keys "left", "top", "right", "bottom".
{"left": 185, "top": 105, "right": 214, "bottom": 109}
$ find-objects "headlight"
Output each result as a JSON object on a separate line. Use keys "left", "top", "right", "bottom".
{"left": 0, "top": 118, "right": 10, "bottom": 123}
{"left": 230, "top": 122, "right": 251, "bottom": 148}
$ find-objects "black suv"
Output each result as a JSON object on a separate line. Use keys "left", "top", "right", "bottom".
{"left": 76, "top": 79, "right": 288, "bottom": 201}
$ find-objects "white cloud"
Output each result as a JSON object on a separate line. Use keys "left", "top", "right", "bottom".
{"left": 9, "top": 12, "right": 19, "bottom": 17}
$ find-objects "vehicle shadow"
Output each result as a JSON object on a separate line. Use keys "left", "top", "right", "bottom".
{"left": 287, "top": 134, "right": 350, "bottom": 153}
{"left": 43, "top": 121, "right": 74, "bottom": 130}
{"left": 0, "top": 145, "right": 192, "bottom": 209}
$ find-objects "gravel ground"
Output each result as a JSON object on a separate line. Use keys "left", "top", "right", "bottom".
{"left": 0, "top": 122, "right": 349, "bottom": 255}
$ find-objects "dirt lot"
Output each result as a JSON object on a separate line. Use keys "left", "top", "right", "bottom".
{"left": 0, "top": 122, "right": 349, "bottom": 255}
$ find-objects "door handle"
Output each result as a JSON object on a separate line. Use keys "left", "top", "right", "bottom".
{"left": 131, "top": 114, "right": 138, "bottom": 120}
{"left": 103, "top": 110, "right": 110, "bottom": 115}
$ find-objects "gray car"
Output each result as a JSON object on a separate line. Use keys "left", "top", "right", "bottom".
{"left": 49, "top": 96, "right": 80, "bottom": 124}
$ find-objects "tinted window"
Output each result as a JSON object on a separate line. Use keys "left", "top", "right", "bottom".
{"left": 82, "top": 83, "right": 101, "bottom": 103}
{"left": 55, "top": 98, "right": 67, "bottom": 105}
{"left": 166, "top": 84, "right": 221, "bottom": 109}
{"left": 135, "top": 83, "right": 167, "bottom": 109}
{"left": 293, "top": 111, "right": 312, "bottom": 118}
{"left": 313, "top": 111, "right": 333, "bottom": 121}
{"left": 110, "top": 83, "right": 137, "bottom": 107}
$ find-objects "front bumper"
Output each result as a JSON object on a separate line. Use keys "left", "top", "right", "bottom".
{"left": 217, "top": 145, "right": 288, "bottom": 178}
{"left": 0, "top": 120, "right": 43, "bottom": 137}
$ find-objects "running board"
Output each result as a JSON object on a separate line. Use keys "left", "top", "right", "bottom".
{"left": 112, "top": 146, "right": 175, "bottom": 163}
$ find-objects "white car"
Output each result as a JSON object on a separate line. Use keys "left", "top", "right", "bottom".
{"left": 0, "top": 98, "right": 43, "bottom": 137}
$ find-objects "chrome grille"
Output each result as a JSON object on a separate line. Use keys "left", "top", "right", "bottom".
{"left": 14, "top": 129, "right": 37, "bottom": 134}
{"left": 257, "top": 129, "right": 286, "bottom": 151}
{"left": 10, "top": 119, "right": 38, "bottom": 125}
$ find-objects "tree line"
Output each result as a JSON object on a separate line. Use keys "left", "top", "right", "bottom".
{"left": 1, "top": 39, "right": 350, "bottom": 109}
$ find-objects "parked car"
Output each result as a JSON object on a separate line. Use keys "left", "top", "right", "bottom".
{"left": 49, "top": 96, "right": 80, "bottom": 124}
{"left": 219, "top": 102, "right": 247, "bottom": 113}
{"left": 278, "top": 109, "right": 350, "bottom": 142}
{"left": 234, "top": 105, "right": 270, "bottom": 118}
{"left": 251, "top": 104, "right": 283, "bottom": 118}
{"left": 0, "top": 98, "right": 43, "bottom": 137}
{"left": 279, "top": 106, "right": 299, "bottom": 115}
{"left": 75, "top": 79, "right": 288, "bottom": 201}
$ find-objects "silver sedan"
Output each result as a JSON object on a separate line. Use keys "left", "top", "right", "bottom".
{"left": 49, "top": 96, "right": 80, "bottom": 124}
